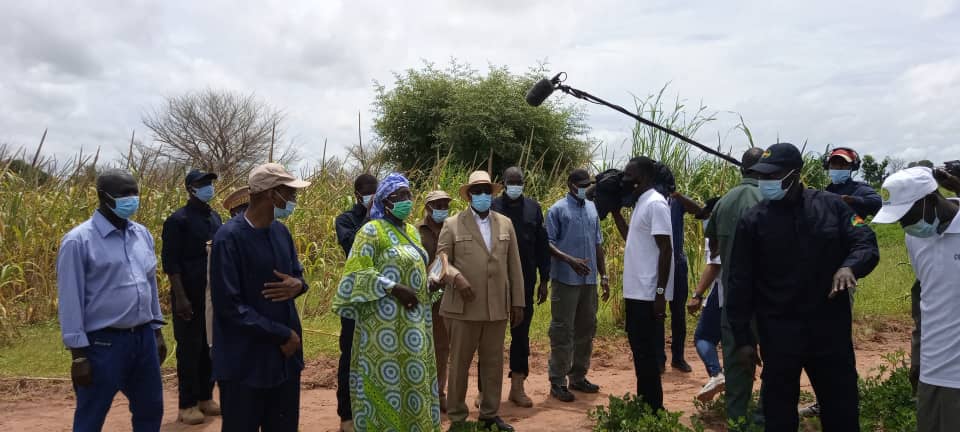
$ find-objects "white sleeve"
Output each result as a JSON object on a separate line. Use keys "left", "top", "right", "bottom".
{"left": 649, "top": 200, "right": 672, "bottom": 236}
{"left": 706, "top": 239, "right": 721, "bottom": 265}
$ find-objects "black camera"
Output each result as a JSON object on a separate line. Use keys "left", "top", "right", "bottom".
{"left": 943, "top": 160, "right": 960, "bottom": 178}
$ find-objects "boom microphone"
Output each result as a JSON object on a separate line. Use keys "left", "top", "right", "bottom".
{"left": 525, "top": 73, "right": 561, "bottom": 107}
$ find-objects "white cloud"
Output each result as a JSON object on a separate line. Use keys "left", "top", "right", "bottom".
{"left": 0, "top": 0, "right": 958, "bottom": 171}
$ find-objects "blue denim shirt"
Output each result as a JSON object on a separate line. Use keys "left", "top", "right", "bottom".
{"left": 547, "top": 194, "right": 603, "bottom": 285}
{"left": 56, "top": 211, "right": 165, "bottom": 349}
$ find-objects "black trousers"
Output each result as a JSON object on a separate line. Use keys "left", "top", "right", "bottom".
{"left": 625, "top": 299, "right": 663, "bottom": 411}
{"left": 219, "top": 376, "right": 300, "bottom": 432}
{"left": 509, "top": 288, "right": 535, "bottom": 376}
{"left": 761, "top": 343, "right": 859, "bottom": 432}
{"left": 336, "top": 316, "right": 355, "bottom": 421}
{"left": 172, "top": 293, "right": 214, "bottom": 409}
{"left": 658, "top": 259, "right": 688, "bottom": 365}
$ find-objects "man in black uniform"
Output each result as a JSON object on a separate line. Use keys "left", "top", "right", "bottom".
{"left": 491, "top": 166, "right": 551, "bottom": 408}
{"left": 161, "top": 169, "right": 223, "bottom": 425}
{"left": 332, "top": 173, "right": 378, "bottom": 432}
{"left": 801, "top": 146, "right": 882, "bottom": 418}
{"left": 726, "top": 143, "right": 879, "bottom": 432}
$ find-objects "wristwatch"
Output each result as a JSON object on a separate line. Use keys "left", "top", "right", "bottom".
{"left": 656, "top": 287, "right": 665, "bottom": 295}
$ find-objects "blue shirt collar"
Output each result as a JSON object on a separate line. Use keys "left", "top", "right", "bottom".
{"left": 92, "top": 210, "right": 122, "bottom": 238}
{"left": 564, "top": 193, "right": 585, "bottom": 207}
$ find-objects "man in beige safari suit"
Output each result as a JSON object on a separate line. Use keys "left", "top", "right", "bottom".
{"left": 438, "top": 170, "right": 525, "bottom": 432}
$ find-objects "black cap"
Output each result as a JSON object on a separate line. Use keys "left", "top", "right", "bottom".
{"left": 185, "top": 169, "right": 218, "bottom": 186}
{"left": 750, "top": 143, "right": 803, "bottom": 174}
{"left": 568, "top": 169, "right": 593, "bottom": 186}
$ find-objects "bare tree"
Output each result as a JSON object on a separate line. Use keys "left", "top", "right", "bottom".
{"left": 886, "top": 156, "right": 906, "bottom": 174}
{"left": 142, "top": 89, "right": 295, "bottom": 177}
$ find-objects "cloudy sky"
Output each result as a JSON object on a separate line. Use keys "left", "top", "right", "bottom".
{"left": 2, "top": 0, "right": 958, "bottom": 169}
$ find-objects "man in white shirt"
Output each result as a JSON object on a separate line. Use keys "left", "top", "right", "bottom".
{"left": 873, "top": 166, "right": 960, "bottom": 432}
{"left": 612, "top": 156, "right": 674, "bottom": 411}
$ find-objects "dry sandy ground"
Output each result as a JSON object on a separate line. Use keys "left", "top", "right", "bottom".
{"left": 0, "top": 322, "right": 909, "bottom": 431}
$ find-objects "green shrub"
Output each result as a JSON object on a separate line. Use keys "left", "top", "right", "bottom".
{"left": 858, "top": 351, "right": 917, "bottom": 431}
{"left": 590, "top": 394, "right": 705, "bottom": 432}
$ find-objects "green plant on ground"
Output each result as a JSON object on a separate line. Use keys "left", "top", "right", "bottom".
{"left": 590, "top": 393, "right": 705, "bottom": 432}
{"left": 858, "top": 351, "right": 916, "bottom": 431}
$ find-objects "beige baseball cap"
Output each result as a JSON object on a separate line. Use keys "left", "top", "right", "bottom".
{"left": 425, "top": 190, "right": 452, "bottom": 204}
{"left": 248, "top": 163, "right": 311, "bottom": 194}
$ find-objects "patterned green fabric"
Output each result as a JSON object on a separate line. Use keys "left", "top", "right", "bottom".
{"left": 333, "top": 219, "right": 442, "bottom": 432}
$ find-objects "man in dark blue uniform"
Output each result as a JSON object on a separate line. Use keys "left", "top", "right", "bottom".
{"left": 824, "top": 147, "right": 882, "bottom": 219}
{"left": 161, "top": 169, "right": 223, "bottom": 425}
{"left": 492, "top": 166, "right": 551, "bottom": 408}
{"left": 332, "top": 173, "right": 377, "bottom": 432}
{"left": 726, "top": 143, "right": 879, "bottom": 432}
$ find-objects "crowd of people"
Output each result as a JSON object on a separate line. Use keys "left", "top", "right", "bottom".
{"left": 54, "top": 142, "right": 960, "bottom": 432}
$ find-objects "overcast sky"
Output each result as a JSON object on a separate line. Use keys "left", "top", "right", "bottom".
{"left": 2, "top": 0, "right": 958, "bottom": 169}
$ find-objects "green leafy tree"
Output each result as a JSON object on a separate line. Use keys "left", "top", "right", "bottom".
{"left": 861, "top": 154, "right": 889, "bottom": 189}
{"left": 373, "top": 61, "right": 592, "bottom": 176}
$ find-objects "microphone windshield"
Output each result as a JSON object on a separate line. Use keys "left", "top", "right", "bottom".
{"left": 525, "top": 78, "right": 555, "bottom": 107}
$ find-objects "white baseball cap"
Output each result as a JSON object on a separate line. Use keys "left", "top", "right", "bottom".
{"left": 873, "top": 167, "right": 938, "bottom": 224}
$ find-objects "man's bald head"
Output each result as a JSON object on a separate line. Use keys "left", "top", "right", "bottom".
{"left": 741, "top": 147, "right": 765, "bottom": 176}
{"left": 503, "top": 166, "right": 524, "bottom": 185}
{"left": 96, "top": 169, "right": 138, "bottom": 209}
{"left": 97, "top": 170, "right": 137, "bottom": 195}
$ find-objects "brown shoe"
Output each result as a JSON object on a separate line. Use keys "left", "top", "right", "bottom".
{"left": 178, "top": 407, "right": 204, "bottom": 425}
{"left": 509, "top": 373, "right": 533, "bottom": 408}
{"left": 198, "top": 400, "right": 221, "bottom": 416}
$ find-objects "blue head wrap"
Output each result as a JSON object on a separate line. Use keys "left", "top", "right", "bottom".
{"left": 370, "top": 173, "right": 410, "bottom": 220}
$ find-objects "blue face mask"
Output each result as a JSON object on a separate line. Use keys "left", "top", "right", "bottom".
{"left": 273, "top": 191, "right": 296, "bottom": 219}
{"left": 758, "top": 170, "right": 796, "bottom": 201}
{"left": 193, "top": 185, "right": 215, "bottom": 202}
{"left": 431, "top": 209, "right": 449, "bottom": 224}
{"left": 361, "top": 194, "right": 373, "bottom": 207}
{"left": 105, "top": 193, "right": 140, "bottom": 220}
{"left": 904, "top": 204, "right": 939, "bottom": 238}
{"left": 576, "top": 187, "right": 587, "bottom": 200}
{"left": 471, "top": 193, "right": 492, "bottom": 212}
{"left": 829, "top": 169, "right": 852, "bottom": 185}
{"left": 505, "top": 185, "right": 524, "bottom": 200}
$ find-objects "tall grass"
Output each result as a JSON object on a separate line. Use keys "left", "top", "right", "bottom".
{"left": 0, "top": 94, "right": 910, "bottom": 345}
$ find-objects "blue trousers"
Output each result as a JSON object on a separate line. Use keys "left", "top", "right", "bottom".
{"left": 74, "top": 325, "right": 163, "bottom": 432}
{"left": 220, "top": 375, "right": 301, "bottom": 432}
{"left": 694, "top": 286, "right": 723, "bottom": 377}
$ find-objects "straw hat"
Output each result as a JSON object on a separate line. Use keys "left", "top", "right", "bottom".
{"left": 222, "top": 186, "right": 251, "bottom": 211}
{"left": 458, "top": 170, "right": 502, "bottom": 201}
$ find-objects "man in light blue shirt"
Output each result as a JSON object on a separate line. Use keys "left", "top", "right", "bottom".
{"left": 56, "top": 170, "right": 166, "bottom": 432}
{"left": 545, "top": 168, "right": 609, "bottom": 402}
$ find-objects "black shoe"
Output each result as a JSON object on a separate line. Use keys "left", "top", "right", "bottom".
{"left": 550, "top": 384, "right": 576, "bottom": 402}
{"left": 672, "top": 359, "right": 693, "bottom": 373}
{"left": 569, "top": 378, "right": 600, "bottom": 393}
{"left": 480, "top": 416, "right": 515, "bottom": 431}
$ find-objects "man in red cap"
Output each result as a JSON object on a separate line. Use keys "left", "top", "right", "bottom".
{"left": 824, "top": 147, "right": 882, "bottom": 220}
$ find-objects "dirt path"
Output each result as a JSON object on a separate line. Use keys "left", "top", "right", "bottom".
{"left": 0, "top": 324, "right": 909, "bottom": 431}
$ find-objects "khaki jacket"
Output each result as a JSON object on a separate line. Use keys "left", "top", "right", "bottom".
{"left": 438, "top": 210, "right": 525, "bottom": 321}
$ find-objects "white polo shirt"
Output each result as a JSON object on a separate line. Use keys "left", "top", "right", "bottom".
{"left": 623, "top": 189, "right": 675, "bottom": 301}
{"left": 905, "top": 200, "right": 960, "bottom": 389}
